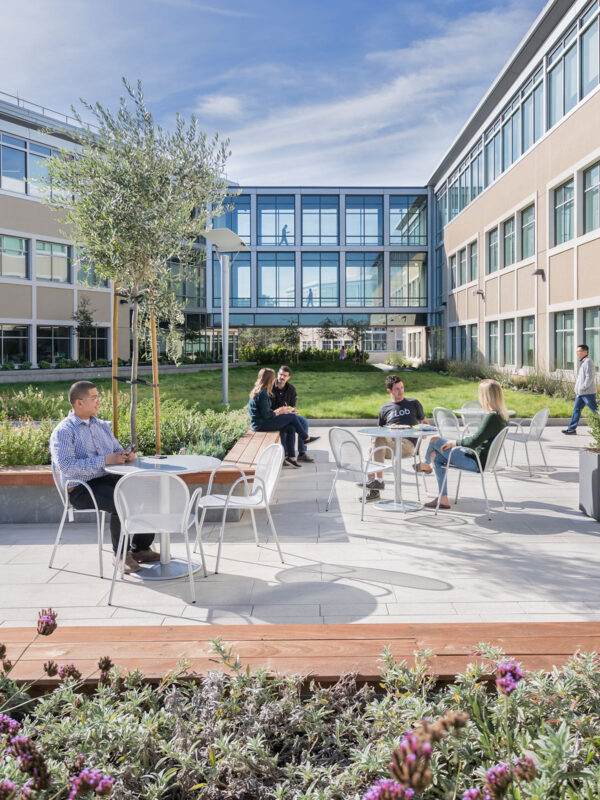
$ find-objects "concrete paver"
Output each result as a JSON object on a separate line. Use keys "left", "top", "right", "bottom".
{"left": 0, "top": 426, "right": 598, "bottom": 626}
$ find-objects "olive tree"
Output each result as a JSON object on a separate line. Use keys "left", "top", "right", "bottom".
{"left": 43, "top": 79, "right": 229, "bottom": 449}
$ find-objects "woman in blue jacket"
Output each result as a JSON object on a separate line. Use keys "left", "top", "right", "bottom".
{"left": 248, "top": 368, "right": 308, "bottom": 468}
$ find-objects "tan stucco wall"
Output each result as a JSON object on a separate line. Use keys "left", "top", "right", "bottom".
{"left": 0, "top": 283, "right": 32, "bottom": 318}
{"left": 548, "top": 250, "right": 574, "bottom": 305}
{"left": 516, "top": 267, "right": 535, "bottom": 310}
{"left": 0, "top": 194, "right": 69, "bottom": 239}
{"left": 500, "top": 271, "right": 515, "bottom": 314}
{"left": 486, "top": 277, "right": 499, "bottom": 315}
{"left": 578, "top": 238, "right": 600, "bottom": 299}
{"left": 79, "top": 290, "right": 111, "bottom": 323}
{"left": 37, "top": 286, "right": 74, "bottom": 320}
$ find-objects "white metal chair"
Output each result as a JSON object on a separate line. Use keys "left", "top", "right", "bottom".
{"left": 49, "top": 462, "right": 106, "bottom": 578}
{"left": 433, "top": 406, "right": 462, "bottom": 439}
{"left": 459, "top": 400, "right": 482, "bottom": 435}
{"left": 434, "top": 427, "right": 509, "bottom": 520}
{"left": 192, "top": 443, "right": 285, "bottom": 574}
{"left": 109, "top": 472, "right": 198, "bottom": 604}
{"left": 326, "top": 427, "right": 397, "bottom": 521}
{"left": 505, "top": 408, "right": 550, "bottom": 476}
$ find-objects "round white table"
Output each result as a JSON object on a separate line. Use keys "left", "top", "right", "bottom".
{"left": 105, "top": 454, "right": 220, "bottom": 581}
{"left": 357, "top": 426, "right": 430, "bottom": 513}
{"left": 453, "top": 408, "right": 516, "bottom": 417}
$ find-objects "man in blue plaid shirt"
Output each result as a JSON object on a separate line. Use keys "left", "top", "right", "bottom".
{"left": 50, "top": 381, "right": 157, "bottom": 574}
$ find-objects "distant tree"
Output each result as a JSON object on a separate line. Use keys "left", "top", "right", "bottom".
{"left": 72, "top": 297, "right": 96, "bottom": 362}
{"left": 43, "top": 79, "right": 229, "bottom": 449}
{"left": 345, "top": 319, "right": 368, "bottom": 350}
{"left": 318, "top": 318, "right": 339, "bottom": 345}
{"left": 277, "top": 322, "right": 301, "bottom": 362}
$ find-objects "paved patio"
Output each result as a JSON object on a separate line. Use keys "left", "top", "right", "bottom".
{"left": 0, "top": 426, "right": 598, "bottom": 627}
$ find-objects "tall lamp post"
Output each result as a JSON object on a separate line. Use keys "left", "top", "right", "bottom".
{"left": 201, "top": 228, "right": 249, "bottom": 404}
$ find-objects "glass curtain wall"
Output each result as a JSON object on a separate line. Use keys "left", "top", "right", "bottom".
{"left": 36, "top": 326, "right": 71, "bottom": 363}
{"left": 389, "top": 253, "right": 427, "bottom": 306}
{"left": 301, "top": 252, "right": 339, "bottom": 306}
{"left": 0, "top": 236, "right": 28, "bottom": 278}
{"left": 35, "top": 242, "right": 69, "bottom": 282}
{"left": 389, "top": 196, "right": 427, "bottom": 245}
{"left": 257, "top": 196, "right": 294, "bottom": 245}
{"left": 301, "top": 196, "right": 338, "bottom": 245}
{"left": 258, "top": 253, "right": 295, "bottom": 306}
{"left": 213, "top": 252, "right": 250, "bottom": 307}
{"left": 345, "top": 253, "right": 383, "bottom": 306}
{"left": 0, "top": 325, "right": 29, "bottom": 364}
{"left": 77, "top": 328, "right": 108, "bottom": 362}
{"left": 213, "top": 195, "right": 251, "bottom": 243}
{"left": 345, "top": 196, "right": 383, "bottom": 245}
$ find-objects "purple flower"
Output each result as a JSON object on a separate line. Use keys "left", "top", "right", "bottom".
{"left": 462, "top": 790, "right": 483, "bottom": 800}
{"left": 362, "top": 779, "right": 415, "bottom": 800}
{"left": 496, "top": 660, "right": 525, "bottom": 695}
{"left": 69, "top": 768, "right": 115, "bottom": 798}
{"left": 6, "top": 736, "right": 50, "bottom": 790}
{"left": 485, "top": 763, "right": 510, "bottom": 784}
{"left": 0, "top": 714, "right": 21, "bottom": 738}
{"left": 58, "top": 663, "right": 82, "bottom": 682}
{"left": 0, "top": 781, "right": 18, "bottom": 800}
{"left": 36, "top": 608, "right": 57, "bottom": 636}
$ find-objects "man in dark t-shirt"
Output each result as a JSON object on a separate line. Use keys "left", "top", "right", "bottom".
{"left": 364, "top": 375, "right": 428, "bottom": 501}
{"left": 271, "top": 365, "right": 319, "bottom": 462}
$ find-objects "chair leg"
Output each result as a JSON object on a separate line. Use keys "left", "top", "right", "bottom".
{"left": 182, "top": 529, "right": 196, "bottom": 604}
{"left": 539, "top": 441, "right": 548, "bottom": 469}
{"left": 250, "top": 509, "right": 259, "bottom": 547}
{"left": 511, "top": 440, "right": 516, "bottom": 467}
{"left": 193, "top": 508, "right": 207, "bottom": 553}
{"left": 101, "top": 511, "right": 107, "bottom": 548}
{"left": 214, "top": 507, "right": 227, "bottom": 575}
{"left": 361, "top": 475, "right": 367, "bottom": 522}
{"left": 266, "top": 504, "right": 284, "bottom": 563}
{"left": 120, "top": 534, "right": 129, "bottom": 578}
{"left": 524, "top": 442, "right": 532, "bottom": 477}
{"left": 49, "top": 505, "right": 68, "bottom": 568}
{"left": 326, "top": 469, "right": 339, "bottom": 511}
{"left": 480, "top": 474, "right": 491, "bottom": 520}
{"left": 96, "top": 508, "right": 104, "bottom": 579}
{"left": 108, "top": 531, "right": 126, "bottom": 606}
{"left": 493, "top": 470, "right": 506, "bottom": 509}
{"left": 454, "top": 471, "right": 462, "bottom": 505}
{"left": 503, "top": 443, "right": 509, "bottom": 466}
{"left": 413, "top": 451, "right": 421, "bottom": 502}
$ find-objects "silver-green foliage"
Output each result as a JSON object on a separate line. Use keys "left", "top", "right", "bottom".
{"left": 3, "top": 647, "right": 600, "bottom": 799}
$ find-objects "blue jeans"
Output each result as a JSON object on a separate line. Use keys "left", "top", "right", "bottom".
{"left": 567, "top": 394, "right": 598, "bottom": 431}
{"left": 255, "top": 414, "right": 307, "bottom": 458}
{"left": 425, "top": 437, "right": 480, "bottom": 493}
{"left": 296, "top": 415, "right": 309, "bottom": 453}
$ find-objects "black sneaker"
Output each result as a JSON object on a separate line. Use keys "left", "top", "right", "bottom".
{"left": 355, "top": 478, "right": 385, "bottom": 490}
{"left": 284, "top": 457, "right": 302, "bottom": 468}
{"left": 297, "top": 452, "right": 314, "bottom": 463}
{"left": 359, "top": 489, "right": 380, "bottom": 503}
{"left": 304, "top": 435, "right": 320, "bottom": 444}
{"left": 561, "top": 429, "right": 577, "bottom": 435}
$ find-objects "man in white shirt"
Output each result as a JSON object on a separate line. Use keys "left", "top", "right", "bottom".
{"left": 563, "top": 344, "right": 597, "bottom": 434}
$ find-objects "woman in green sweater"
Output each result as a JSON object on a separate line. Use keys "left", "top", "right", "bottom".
{"left": 416, "top": 379, "right": 509, "bottom": 509}
{"left": 248, "top": 368, "right": 307, "bottom": 468}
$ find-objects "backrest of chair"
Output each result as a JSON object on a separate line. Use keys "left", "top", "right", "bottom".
{"left": 253, "top": 443, "right": 285, "bottom": 502}
{"left": 114, "top": 472, "right": 190, "bottom": 526}
{"left": 433, "top": 407, "right": 461, "bottom": 439}
{"left": 528, "top": 408, "right": 550, "bottom": 441}
{"left": 50, "top": 461, "right": 66, "bottom": 504}
{"left": 462, "top": 400, "right": 482, "bottom": 409}
{"left": 328, "top": 427, "right": 362, "bottom": 469}
{"left": 483, "top": 427, "right": 509, "bottom": 472}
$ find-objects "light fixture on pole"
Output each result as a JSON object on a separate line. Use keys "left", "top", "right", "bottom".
{"left": 200, "top": 228, "right": 249, "bottom": 404}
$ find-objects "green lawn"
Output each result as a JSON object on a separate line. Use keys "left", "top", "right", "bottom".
{"left": 0, "top": 362, "right": 574, "bottom": 418}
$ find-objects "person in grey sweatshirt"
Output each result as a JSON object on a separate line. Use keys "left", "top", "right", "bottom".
{"left": 563, "top": 344, "right": 597, "bottom": 434}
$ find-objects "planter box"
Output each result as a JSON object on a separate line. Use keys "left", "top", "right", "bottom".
{"left": 579, "top": 448, "right": 600, "bottom": 520}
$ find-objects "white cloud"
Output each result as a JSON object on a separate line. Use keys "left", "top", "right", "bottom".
{"left": 196, "top": 94, "right": 244, "bottom": 118}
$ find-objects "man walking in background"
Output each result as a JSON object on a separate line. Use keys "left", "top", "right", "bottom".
{"left": 563, "top": 344, "right": 597, "bottom": 434}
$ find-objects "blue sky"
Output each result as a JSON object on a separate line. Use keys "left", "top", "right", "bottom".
{"left": 4, "top": 0, "right": 546, "bottom": 185}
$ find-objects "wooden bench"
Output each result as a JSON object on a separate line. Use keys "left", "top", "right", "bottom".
{"left": 2, "top": 620, "right": 599, "bottom": 687}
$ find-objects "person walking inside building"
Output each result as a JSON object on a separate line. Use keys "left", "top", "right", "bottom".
{"left": 563, "top": 344, "right": 598, "bottom": 434}
{"left": 49, "top": 381, "right": 158, "bottom": 574}
{"left": 306, "top": 288, "right": 314, "bottom": 307}
{"left": 271, "top": 365, "right": 319, "bottom": 462}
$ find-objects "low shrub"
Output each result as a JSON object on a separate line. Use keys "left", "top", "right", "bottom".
{"left": 93, "top": 358, "right": 109, "bottom": 367}
{"left": 517, "top": 368, "right": 574, "bottom": 399}
{"left": 2, "top": 638, "right": 600, "bottom": 799}
{"left": 78, "top": 357, "right": 91, "bottom": 367}
{"left": 0, "top": 387, "right": 67, "bottom": 421}
{"left": 37, "top": 360, "right": 51, "bottom": 369}
{"left": 20, "top": 361, "right": 32, "bottom": 370}
{"left": 55, "top": 359, "right": 80, "bottom": 369}
{"left": 0, "top": 420, "right": 52, "bottom": 465}
{"left": 1, "top": 362, "right": 15, "bottom": 371}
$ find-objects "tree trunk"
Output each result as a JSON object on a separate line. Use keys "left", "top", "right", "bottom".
{"left": 130, "top": 290, "right": 139, "bottom": 446}
{"left": 150, "top": 311, "right": 161, "bottom": 454}
{"left": 111, "top": 289, "right": 119, "bottom": 439}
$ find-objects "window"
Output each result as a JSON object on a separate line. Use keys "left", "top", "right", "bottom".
{"left": 458, "top": 249, "right": 467, "bottom": 285}
{"left": 449, "top": 254, "right": 457, "bottom": 290}
{"left": 345, "top": 252, "right": 383, "bottom": 306}
{"left": 581, "top": 17, "right": 599, "bottom": 98}
{"left": 257, "top": 252, "right": 295, "bottom": 306}
{"left": 27, "top": 143, "right": 52, "bottom": 198}
{"left": 459, "top": 325, "right": 467, "bottom": 361}
{"left": 584, "top": 162, "right": 600, "bottom": 233}
{"left": 521, "top": 316, "right": 535, "bottom": 367}
{"left": 487, "top": 321, "right": 499, "bottom": 364}
{"left": 554, "top": 310, "right": 574, "bottom": 369}
{"left": 36, "top": 325, "right": 71, "bottom": 364}
{"left": 469, "top": 324, "right": 478, "bottom": 360}
{"left": 301, "top": 252, "right": 339, "bottom": 307}
{"left": 345, "top": 196, "right": 383, "bottom": 245}
{"left": 503, "top": 319, "right": 515, "bottom": 365}
{"left": 36, "top": 241, "right": 69, "bottom": 283}
{"left": 468, "top": 242, "right": 478, "bottom": 282}
{"left": 521, "top": 205, "right": 535, "bottom": 259}
{"left": 449, "top": 327, "right": 457, "bottom": 360}
{"left": 503, "top": 218, "right": 515, "bottom": 267}
{"left": 554, "top": 180, "right": 574, "bottom": 245}
{"left": 77, "top": 327, "right": 108, "bottom": 362}
{"left": 213, "top": 252, "right": 250, "bottom": 307}
{"left": 76, "top": 255, "right": 109, "bottom": 288}
{"left": 171, "top": 260, "right": 206, "bottom": 306}
{"left": 214, "top": 195, "right": 251, "bottom": 244}
{"left": 0, "top": 324, "right": 29, "bottom": 364}
{"left": 257, "top": 195, "right": 294, "bottom": 245}
{"left": 389, "top": 195, "right": 427, "bottom": 245}
{"left": 1, "top": 135, "right": 26, "bottom": 193}
{"left": 584, "top": 306, "right": 600, "bottom": 365}
{"left": 301, "top": 195, "right": 338, "bottom": 245}
{"left": 487, "top": 228, "right": 499, "bottom": 273}
{"left": 363, "top": 328, "right": 387, "bottom": 352}
{"left": 0, "top": 236, "right": 28, "bottom": 279}
{"left": 389, "top": 252, "right": 427, "bottom": 306}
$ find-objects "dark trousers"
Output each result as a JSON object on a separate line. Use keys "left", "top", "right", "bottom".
{"left": 567, "top": 393, "right": 598, "bottom": 431}
{"left": 256, "top": 414, "right": 307, "bottom": 458}
{"left": 69, "top": 475, "right": 154, "bottom": 554}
